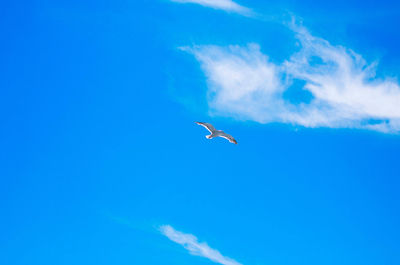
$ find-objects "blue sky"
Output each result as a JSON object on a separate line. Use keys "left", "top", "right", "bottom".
{"left": 1, "top": 0, "right": 400, "bottom": 265}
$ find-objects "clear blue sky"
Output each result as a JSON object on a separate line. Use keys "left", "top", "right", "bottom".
{"left": 1, "top": 1, "right": 400, "bottom": 265}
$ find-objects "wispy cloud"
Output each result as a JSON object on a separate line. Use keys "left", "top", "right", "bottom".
{"left": 181, "top": 23, "right": 400, "bottom": 133}
{"left": 160, "top": 225, "right": 242, "bottom": 265}
{"left": 170, "top": 0, "right": 254, "bottom": 16}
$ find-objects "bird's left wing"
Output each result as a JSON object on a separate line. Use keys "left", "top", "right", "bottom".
{"left": 219, "top": 133, "right": 238, "bottom": 144}
{"left": 195, "top": 122, "right": 216, "bottom": 133}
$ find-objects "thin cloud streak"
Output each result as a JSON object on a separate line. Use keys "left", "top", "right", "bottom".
{"left": 182, "top": 22, "right": 400, "bottom": 133}
{"left": 160, "top": 225, "right": 242, "bottom": 265}
{"left": 170, "top": 0, "right": 254, "bottom": 16}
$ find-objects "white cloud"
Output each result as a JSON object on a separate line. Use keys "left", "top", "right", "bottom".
{"left": 170, "top": 0, "right": 253, "bottom": 16}
{"left": 182, "top": 24, "right": 400, "bottom": 133}
{"left": 160, "top": 225, "right": 242, "bottom": 265}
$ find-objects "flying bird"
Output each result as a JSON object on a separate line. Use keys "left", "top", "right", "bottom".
{"left": 195, "top": 122, "right": 238, "bottom": 144}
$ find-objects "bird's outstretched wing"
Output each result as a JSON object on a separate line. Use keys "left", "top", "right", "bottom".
{"left": 195, "top": 122, "right": 216, "bottom": 133}
{"left": 219, "top": 133, "right": 238, "bottom": 144}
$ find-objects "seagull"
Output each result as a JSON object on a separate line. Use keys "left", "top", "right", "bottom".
{"left": 195, "top": 122, "right": 238, "bottom": 144}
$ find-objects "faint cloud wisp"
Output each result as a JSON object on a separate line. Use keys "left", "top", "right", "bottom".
{"left": 170, "top": 0, "right": 254, "bottom": 16}
{"left": 160, "top": 225, "right": 243, "bottom": 265}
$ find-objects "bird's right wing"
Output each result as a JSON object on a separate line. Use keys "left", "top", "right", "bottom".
{"left": 195, "top": 122, "right": 216, "bottom": 133}
{"left": 220, "top": 133, "right": 238, "bottom": 144}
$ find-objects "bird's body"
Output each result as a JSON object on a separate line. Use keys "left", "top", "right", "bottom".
{"left": 195, "top": 122, "right": 237, "bottom": 144}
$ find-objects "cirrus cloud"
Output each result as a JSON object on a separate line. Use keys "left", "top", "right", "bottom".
{"left": 160, "top": 225, "right": 242, "bottom": 265}
{"left": 181, "top": 23, "right": 400, "bottom": 133}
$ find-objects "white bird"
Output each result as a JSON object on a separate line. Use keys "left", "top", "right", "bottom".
{"left": 195, "top": 122, "right": 238, "bottom": 144}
